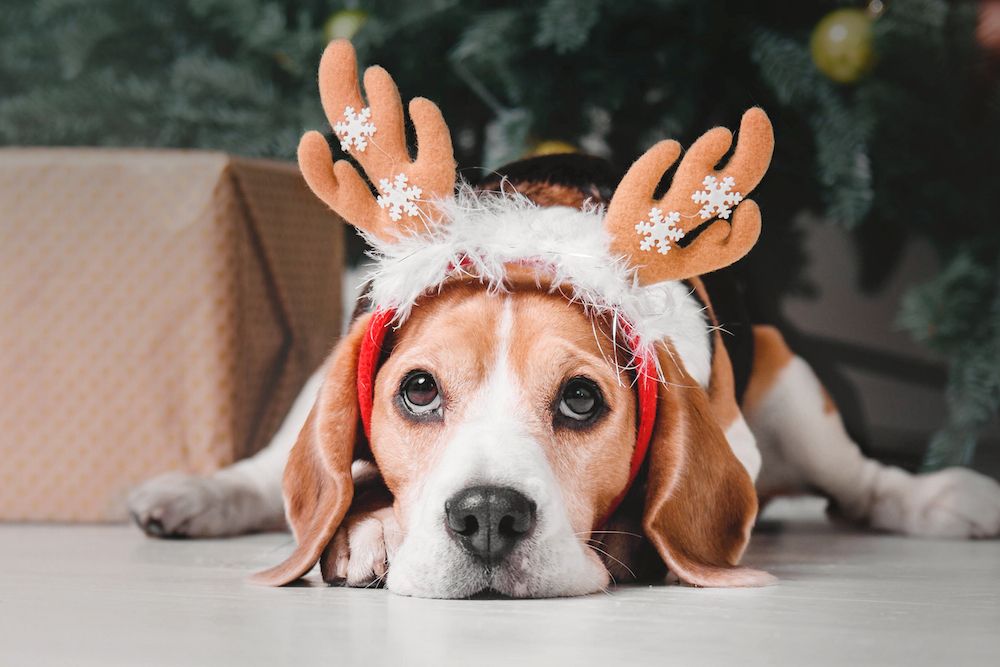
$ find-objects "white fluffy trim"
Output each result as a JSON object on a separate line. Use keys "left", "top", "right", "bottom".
{"left": 361, "top": 187, "right": 712, "bottom": 387}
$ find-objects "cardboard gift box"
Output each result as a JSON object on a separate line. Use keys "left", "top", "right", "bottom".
{"left": 0, "top": 149, "right": 344, "bottom": 521}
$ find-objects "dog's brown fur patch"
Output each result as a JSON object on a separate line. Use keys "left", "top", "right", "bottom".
{"left": 742, "top": 325, "right": 795, "bottom": 414}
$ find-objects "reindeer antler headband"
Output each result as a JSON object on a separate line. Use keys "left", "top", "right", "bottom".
{"left": 302, "top": 40, "right": 772, "bottom": 290}
{"left": 300, "top": 40, "right": 773, "bottom": 520}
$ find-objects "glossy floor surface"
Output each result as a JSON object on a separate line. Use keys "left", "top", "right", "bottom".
{"left": 2, "top": 498, "right": 998, "bottom": 666}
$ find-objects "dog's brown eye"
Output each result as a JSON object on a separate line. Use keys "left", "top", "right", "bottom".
{"left": 400, "top": 371, "right": 441, "bottom": 415}
{"left": 558, "top": 377, "right": 602, "bottom": 423}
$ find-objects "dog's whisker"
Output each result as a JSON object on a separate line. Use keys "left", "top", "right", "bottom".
{"left": 578, "top": 530, "right": 644, "bottom": 539}
{"left": 586, "top": 543, "right": 637, "bottom": 580}
{"left": 364, "top": 563, "right": 391, "bottom": 589}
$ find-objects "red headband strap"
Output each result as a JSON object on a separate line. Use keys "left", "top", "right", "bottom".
{"left": 357, "top": 307, "right": 397, "bottom": 437}
{"left": 356, "top": 307, "right": 658, "bottom": 526}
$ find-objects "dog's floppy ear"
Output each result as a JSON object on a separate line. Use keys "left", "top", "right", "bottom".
{"left": 642, "top": 344, "right": 773, "bottom": 587}
{"left": 251, "top": 313, "right": 372, "bottom": 586}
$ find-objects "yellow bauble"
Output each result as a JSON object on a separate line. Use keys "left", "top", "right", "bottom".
{"left": 323, "top": 9, "right": 368, "bottom": 43}
{"left": 810, "top": 8, "right": 875, "bottom": 84}
{"left": 525, "top": 140, "right": 578, "bottom": 157}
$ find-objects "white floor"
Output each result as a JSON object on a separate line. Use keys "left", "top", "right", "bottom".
{"left": 1, "top": 498, "right": 998, "bottom": 667}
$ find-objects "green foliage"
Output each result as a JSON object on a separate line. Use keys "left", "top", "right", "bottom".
{"left": 535, "top": 0, "right": 601, "bottom": 54}
{"left": 1, "top": 0, "right": 997, "bottom": 466}
{"left": 751, "top": 27, "right": 873, "bottom": 228}
{"left": 0, "top": 0, "right": 328, "bottom": 156}
{"left": 900, "top": 254, "right": 1000, "bottom": 468}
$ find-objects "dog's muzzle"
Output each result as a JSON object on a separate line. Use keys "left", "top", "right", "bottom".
{"left": 445, "top": 486, "right": 537, "bottom": 564}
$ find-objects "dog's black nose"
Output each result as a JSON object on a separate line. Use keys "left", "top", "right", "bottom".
{"left": 445, "top": 485, "right": 536, "bottom": 563}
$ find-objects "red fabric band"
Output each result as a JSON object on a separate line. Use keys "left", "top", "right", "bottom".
{"left": 357, "top": 307, "right": 396, "bottom": 438}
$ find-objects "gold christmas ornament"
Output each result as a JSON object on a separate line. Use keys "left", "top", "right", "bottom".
{"left": 525, "top": 140, "right": 578, "bottom": 157}
{"left": 810, "top": 8, "right": 875, "bottom": 84}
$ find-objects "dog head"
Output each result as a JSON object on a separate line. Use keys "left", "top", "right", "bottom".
{"left": 253, "top": 40, "right": 774, "bottom": 596}
{"left": 369, "top": 276, "right": 637, "bottom": 597}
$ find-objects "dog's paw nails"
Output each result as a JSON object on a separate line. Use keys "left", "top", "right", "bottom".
{"left": 871, "top": 468, "right": 1000, "bottom": 539}
{"left": 127, "top": 472, "right": 224, "bottom": 538}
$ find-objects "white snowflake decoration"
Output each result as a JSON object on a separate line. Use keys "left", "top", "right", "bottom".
{"left": 691, "top": 175, "right": 743, "bottom": 220}
{"left": 333, "top": 106, "right": 376, "bottom": 152}
{"left": 635, "top": 207, "right": 685, "bottom": 254}
{"left": 377, "top": 173, "right": 423, "bottom": 221}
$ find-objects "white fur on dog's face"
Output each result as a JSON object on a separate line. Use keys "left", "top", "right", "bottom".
{"left": 368, "top": 278, "right": 637, "bottom": 598}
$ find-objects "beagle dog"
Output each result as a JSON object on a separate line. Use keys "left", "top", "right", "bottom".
{"left": 129, "top": 41, "right": 1000, "bottom": 598}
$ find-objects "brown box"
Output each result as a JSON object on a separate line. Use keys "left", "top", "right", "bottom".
{"left": 0, "top": 149, "right": 344, "bottom": 521}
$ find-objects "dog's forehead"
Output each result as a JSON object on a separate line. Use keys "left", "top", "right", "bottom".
{"left": 381, "top": 283, "right": 499, "bottom": 380}
{"left": 389, "top": 279, "right": 613, "bottom": 362}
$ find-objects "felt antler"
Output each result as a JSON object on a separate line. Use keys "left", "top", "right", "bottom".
{"left": 297, "top": 40, "right": 456, "bottom": 242}
{"left": 605, "top": 108, "right": 774, "bottom": 284}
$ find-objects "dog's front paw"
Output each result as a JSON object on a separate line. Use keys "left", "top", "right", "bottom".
{"left": 870, "top": 467, "right": 1000, "bottom": 539}
{"left": 322, "top": 506, "right": 402, "bottom": 587}
{"left": 128, "top": 472, "right": 259, "bottom": 538}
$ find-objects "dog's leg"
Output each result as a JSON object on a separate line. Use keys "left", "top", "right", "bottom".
{"left": 129, "top": 361, "right": 401, "bottom": 578}
{"left": 744, "top": 326, "right": 1000, "bottom": 538}
{"left": 319, "top": 461, "right": 403, "bottom": 587}
{"left": 128, "top": 368, "right": 323, "bottom": 538}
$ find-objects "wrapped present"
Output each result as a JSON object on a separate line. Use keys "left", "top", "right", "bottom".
{"left": 0, "top": 149, "right": 344, "bottom": 521}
